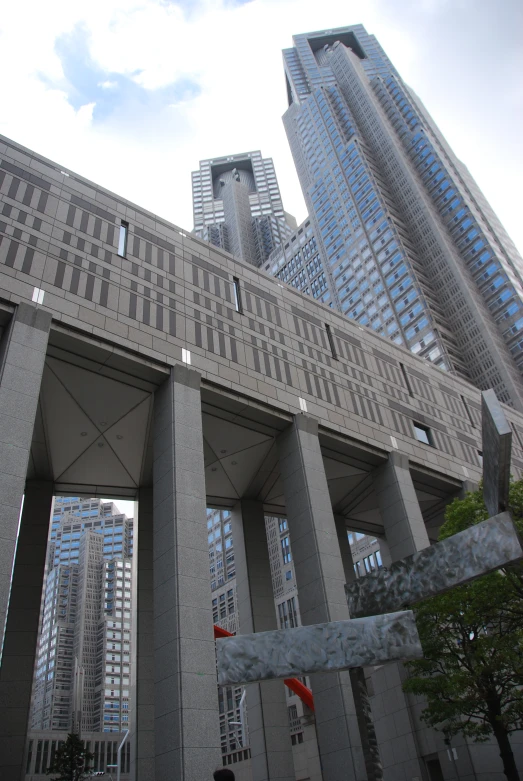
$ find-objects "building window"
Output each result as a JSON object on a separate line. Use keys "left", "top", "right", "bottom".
{"left": 233, "top": 277, "right": 243, "bottom": 313}
{"left": 287, "top": 597, "right": 298, "bottom": 628}
{"left": 281, "top": 536, "right": 291, "bottom": 564}
{"left": 277, "top": 601, "right": 289, "bottom": 628}
{"left": 325, "top": 323, "right": 338, "bottom": 359}
{"left": 400, "top": 363, "right": 414, "bottom": 396}
{"left": 413, "top": 422, "right": 432, "bottom": 446}
{"left": 118, "top": 222, "right": 129, "bottom": 258}
{"left": 279, "top": 518, "right": 288, "bottom": 533}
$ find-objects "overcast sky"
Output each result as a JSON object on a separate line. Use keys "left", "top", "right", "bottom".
{"left": 1, "top": 0, "right": 522, "bottom": 257}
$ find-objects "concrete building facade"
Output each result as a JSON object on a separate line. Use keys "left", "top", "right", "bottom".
{"left": 282, "top": 25, "right": 523, "bottom": 409}
{"left": 24, "top": 730, "right": 131, "bottom": 780}
{"left": 1, "top": 135, "right": 523, "bottom": 781}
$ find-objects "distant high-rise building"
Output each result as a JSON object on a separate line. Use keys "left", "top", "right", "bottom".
{"left": 192, "top": 151, "right": 296, "bottom": 266}
{"left": 206, "top": 508, "right": 246, "bottom": 763}
{"left": 262, "top": 218, "right": 331, "bottom": 305}
{"left": 281, "top": 24, "right": 523, "bottom": 408}
{"left": 206, "top": 507, "right": 321, "bottom": 777}
{"left": 30, "top": 498, "right": 133, "bottom": 736}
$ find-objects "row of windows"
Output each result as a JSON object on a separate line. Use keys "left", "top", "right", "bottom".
{"left": 405, "top": 122, "right": 523, "bottom": 354}
{"left": 277, "top": 597, "right": 298, "bottom": 629}
{"left": 354, "top": 550, "right": 383, "bottom": 577}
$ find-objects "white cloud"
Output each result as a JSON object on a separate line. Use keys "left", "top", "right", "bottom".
{"left": 77, "top": 102, "right": 96, "bottom": 124}
{"left": 0, "top": 0, "right": 521, "bottom": 257}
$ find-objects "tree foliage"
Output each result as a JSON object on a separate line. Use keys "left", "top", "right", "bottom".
{"left": 46, "top": 733, "right": 94, "bottom": 781}
{"left": 403, "top": 480, "right": 523, "bottom": 779}
{"left": 439, "top": 479, "right": 523, "bottom": 616}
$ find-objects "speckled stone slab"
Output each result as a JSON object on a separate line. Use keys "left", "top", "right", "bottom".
{"left": 482, "top": 389, "right": 512, "bottom": 516}
{"left": 216, "top": 610, "right": 422, "bottom": 686}
{"left": 346, "top": 512, "right": 523, "bottom": 618}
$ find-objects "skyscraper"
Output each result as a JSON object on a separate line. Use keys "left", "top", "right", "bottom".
{"left": 192, "top": 151, "right": 296, "bottom": 266}
{"left": 282, "top": 25, "right": 523, "bottom": 409}
{"left": 30, "top": 498, "right": 133, "bottom": 736}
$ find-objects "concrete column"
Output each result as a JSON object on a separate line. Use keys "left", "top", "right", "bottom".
{"left": 231, "top": 499, "right": 295, "bottom": 781}
{"left": 277, "top": 414, "right": 365, "bottom": 781}
{"left": 333, "top": 514, "right": 356, "bottom": 586}
{"left": 373, "top": 450, "right": 430, "bottom": 560}
{"left": 130, "top": 489, "right": 155, "bottom": 781}
{"left": 0, "top": 303, "right": 51, "bottom": 648}
{"left": 152, "top": 364, "right": 221, "bottom": 780}
{"left": 0, "top": 480, "right": 53, "bottom": 781}
{"left": 459, "top": 479, "right": 479, "bottom": 500}
{"left": 370, "top": 451, "right": 429, "bottom": 781}
{"left": 334, "top": 515, "right": 383, "bottom": 781}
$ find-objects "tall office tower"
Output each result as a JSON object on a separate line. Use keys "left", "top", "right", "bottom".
{"left": 282, "top": 25, "right": 523, "bottom": 408}
{"left": 192, "top": 151, "right": 297, "bottom": 266}
{"left": 30, "top": 498, "right": 133, "bottom": 736}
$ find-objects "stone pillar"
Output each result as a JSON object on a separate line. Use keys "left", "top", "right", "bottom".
{"left": 231, "top": 499, "right": 295, "bottom": 781}
{"left": 334, "top": 515, "right": 383, "bottom": 781}
{"left": 373, "top": 451, "right": 430, "bottom": 561}
{"left": 370, "top": 451, "right": 429, "bottom": 781}
{"left": 152, "top": 364, "right": 221, "bottom": 780}
{"left": 0, "top": 480, "right": 54, "bottom": 781}
{"left": 459, "top": 479, "right": 479, "bottom": 500}
{"left": 0, "top": 303, "right": 51, "bottom": 648}
{"left": 130, "top": 489, "right": 155, "bottom": 781}
{"left": 333, "top": 514, "right": 356, "bottom": 586}
{"left": 277, "top": 414, "right": 365, "bottom": 781}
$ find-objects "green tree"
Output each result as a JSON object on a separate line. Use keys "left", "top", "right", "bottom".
{"left": 403, "top": 481, "right": 523, "bottom": 781}
{"left": 46, "top": 733, "right": 94, "bottom": 781}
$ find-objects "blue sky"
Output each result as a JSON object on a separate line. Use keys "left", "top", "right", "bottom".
{"left": 51, "top": 23, "right": 201, "bottom": 122}
{"left": 0, "top": 0, "right": 522, "bottom": 257}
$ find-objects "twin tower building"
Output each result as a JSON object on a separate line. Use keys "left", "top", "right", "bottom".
{"left": 192, "top": 24, "right": 523, "bottom": 411}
